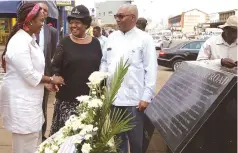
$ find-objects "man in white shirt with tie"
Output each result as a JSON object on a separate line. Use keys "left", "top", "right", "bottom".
{"left": 100, "top": 4, "right": 157, "bottom": 153}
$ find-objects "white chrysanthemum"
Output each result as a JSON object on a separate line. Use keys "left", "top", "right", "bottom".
{"left": 76, "top": 95, "right": 91, "bottom": 102}
{"left": 79, "top": 129, "right": 87, "bottom": 136}
{"left": 88, "top": 99, "right": 103, "bottom": 108}
{"left": 61, "top": 126, "right": 72, "bottom": 136}
{"left": 69, "top": 115, "right": 77, "bottom": 121}
{"left": 88, "top": 71, "right": 109, "bottom": 85}
{"left": 93, "top": 127, "right": 98, "bottom": 131}
{"left": 85, "top": 124, "right": 94, "bottom": 132}
{"left": 84, "top": 134, "right": 92, "bottom": 140}
{"left": 101, "top": 95, "right": 105, "bottom": 100}
{"left": 65, "top": 119, "right": 72, "bottom": 126}
{"left": 72, "top": 121, "right": 85, "bottom": 131}
{"left": 86, "top": 82, "right": 92, "bottom": 88}
{"left": 51, "top": 145, "right": 59, "bottom": 151}
{"left": 45, "top": 147, "right": 54, "bottom": 153}
{"left": 80, "top": 112, "right": 88, "bottom": 120}
{"left": 54, "top": 133, "right": 65, "bottom": 144}
{"left": 81, "top": 143, "right": 92, "bottom": 153}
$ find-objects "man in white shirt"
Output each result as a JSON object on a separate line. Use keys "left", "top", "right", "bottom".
{"left": 93, "top": 26, "right": 108, "bottom": 50}
{"left": 100, "top": 4, "right": 157, "bottom": 153}
{"left": 197, "top": 15, "right": 237, "bottom": 68}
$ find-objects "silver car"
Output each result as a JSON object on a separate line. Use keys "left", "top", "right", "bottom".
{"left": 154, "top": 36, "right": 172, "bottom": 49}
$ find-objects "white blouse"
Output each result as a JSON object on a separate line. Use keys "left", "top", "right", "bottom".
{"left": 0, "top": 29, "right": 45, "bottom": 134}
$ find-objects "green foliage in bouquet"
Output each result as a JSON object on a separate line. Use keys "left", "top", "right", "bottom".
{"left": 36, "top": 59, "right": 134, "bottom": 153}
{"left": 90, "top": 59, "right": 134, "bottom": 153}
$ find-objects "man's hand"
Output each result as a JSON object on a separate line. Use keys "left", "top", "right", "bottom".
{"left": 221, "top": 58, "right": 237, "bottom": 68}
{"left": 137, "top": 100, "right": 149, "bottom": 112}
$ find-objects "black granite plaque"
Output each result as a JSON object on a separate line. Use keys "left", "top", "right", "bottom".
{"left": 145, "top": 62, "right": 237, "bottom": 153}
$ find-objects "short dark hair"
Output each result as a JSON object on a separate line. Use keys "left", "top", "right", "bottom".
{"left": 67, "top": 16, "right": 92, "bottom": 29}
{"left": 93, "top": 26, "right": 101, "bottom": 31}
{"left": 137, "top": 18, "right": 147, "bottom": 29}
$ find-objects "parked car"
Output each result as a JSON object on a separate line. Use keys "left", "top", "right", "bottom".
{"left": 159, "top": 30, "right": 173, "bottom": 41}
{"left": 157, "top": 40, "right": 205, "bottom": 71}
{"left": 154, "top": 35, "right": 172, "bottom": 50}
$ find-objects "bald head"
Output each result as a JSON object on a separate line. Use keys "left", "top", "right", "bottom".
{"left": 116, "top": 4, "right": 138, "bottom": 32}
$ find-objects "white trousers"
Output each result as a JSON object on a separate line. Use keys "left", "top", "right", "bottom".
{"left": 12, "top": 132, "right": 42, "bottom": 153}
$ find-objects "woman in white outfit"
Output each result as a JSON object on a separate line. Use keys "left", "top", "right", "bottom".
{"left": 0, "top": 3, "right": 64, "bottom": 153}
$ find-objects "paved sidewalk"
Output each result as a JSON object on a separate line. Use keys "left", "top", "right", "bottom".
{"left": 0, "top": 45, "right": 4, "bottom": 53}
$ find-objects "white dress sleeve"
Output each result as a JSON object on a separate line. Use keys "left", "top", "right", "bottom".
{"left": 7, "top": 41, "right": 42, "bottom": 87}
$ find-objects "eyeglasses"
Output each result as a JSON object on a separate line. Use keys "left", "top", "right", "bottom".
{"left": 114, "top": 14, "right": 133, "bottom": 20}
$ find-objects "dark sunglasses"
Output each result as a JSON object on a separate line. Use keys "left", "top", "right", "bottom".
{"left": 114, "top": 14, "right": 133, "bottom": 20}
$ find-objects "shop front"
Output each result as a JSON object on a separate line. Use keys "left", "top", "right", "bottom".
{"left": 0, "top": 0, "right": 59, "bottom": 45}
{"left": 0, "top": 1, "right": 20, "bottom": 45}
{"left": 0, "top": 18, "right": 17, "bottom": 45}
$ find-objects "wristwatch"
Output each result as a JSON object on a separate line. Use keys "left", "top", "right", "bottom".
{"left": 50, "top": 76, "right": 54, "bottom": 83}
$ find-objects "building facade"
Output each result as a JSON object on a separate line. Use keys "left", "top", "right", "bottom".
{"left": 183, "top": 9, "right": 208, "bottom": 33}
{"left": 168, "top": 9, "right": 208, "bottom": 33}
{"left": 95, "top": 0, "right": 132, "bottom": 25}
{"left": 208, "top": 13, "right": 219, "bottom": 23}
{"left": 168, "top": 15, "right": 183, "bottom": 31}
{"left": 219, "top": 9, "right": 238, "bottom": 22}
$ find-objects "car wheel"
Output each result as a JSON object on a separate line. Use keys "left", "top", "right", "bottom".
{"left": 172, "top": 59, "right": 184, "bottom": 71}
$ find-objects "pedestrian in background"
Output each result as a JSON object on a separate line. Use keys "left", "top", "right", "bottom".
{"left": 0, "top": 3, "right": 64, "bottom": 153}
{"left": 136, "top": 17, "right": 147, "bottom": 31}
{"left": 93, "top": 26, "right": 108, "bottom": 50}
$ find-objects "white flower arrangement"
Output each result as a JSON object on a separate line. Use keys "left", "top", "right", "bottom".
{"left": 36, "top": 60, "right": 133, "bottom": 153}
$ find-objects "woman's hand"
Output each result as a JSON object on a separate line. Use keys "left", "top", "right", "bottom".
{"left": 51, "top": 76, "right": 65, "bottom": 85}
{"left": 45, "top": 83, "right": 56, "bottom": 92}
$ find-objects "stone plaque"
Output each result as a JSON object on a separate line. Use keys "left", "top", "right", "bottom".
{"left": 145, "top": 62, "right": 237, "bottom": 153}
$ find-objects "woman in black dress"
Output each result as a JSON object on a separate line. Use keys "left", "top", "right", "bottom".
{"left": 50, "top": 5, "right": 102, "bottom": 135}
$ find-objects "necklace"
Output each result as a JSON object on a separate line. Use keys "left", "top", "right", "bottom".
{"left": 71, "top": 34, "right": 88, "bottom": 40}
